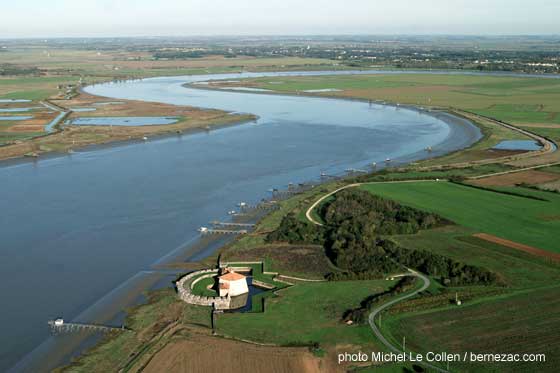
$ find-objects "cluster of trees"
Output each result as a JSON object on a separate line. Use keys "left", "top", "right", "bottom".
{"left": 266, "top": 213, "right": 324, "bottom": 244}
{"left": 343, "top": 277, "right": 417, "bottom": 324}
{"left": 0, "top": 64, "right": 40, "bottom": 76}
{"left": 267, "top": 189, "right": 496, "bottom": 286}
{"left": 320, "top": 189, "right": 447, "bottom": 235}
{"left": 153, "top": 50, "right": 213, "bottom": 59}
{"left": 384, "top": 242, "right": 497, "bottom": 286}
{"left": 320, "top": 190, "right": 446, "bottom": 274}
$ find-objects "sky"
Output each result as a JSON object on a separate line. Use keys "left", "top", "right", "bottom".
{"left": 0, "top": 0, "right": 559, "bottom": 38}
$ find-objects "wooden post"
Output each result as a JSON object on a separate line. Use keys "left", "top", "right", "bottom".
{"left": 211, "top": 302, "right": 216, "bottom": 335}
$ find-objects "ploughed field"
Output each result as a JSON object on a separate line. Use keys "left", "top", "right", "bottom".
{"left": 360, "top": 181, "right": 560, "bottom": 253}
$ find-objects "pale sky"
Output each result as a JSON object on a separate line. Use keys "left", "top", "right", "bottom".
{"left": 1, "top": 0, "right": 559, "bottom": 38}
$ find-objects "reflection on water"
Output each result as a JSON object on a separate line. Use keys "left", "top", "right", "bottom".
{"left": 0, "top": 115, "right": 33, "bottom": 120}
{"left": 493, "top": 140, "right": 543, "bottom": 151}
{"left": 228, "top": 281, "right": 267, "bottom": 312}
{"left": 71, "top": 116, "right": 179, "bottom": 126}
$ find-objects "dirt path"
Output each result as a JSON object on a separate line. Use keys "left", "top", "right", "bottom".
{"left": 305, "top": 180, "right": 439, "bottom": 227}
{"left": 474, "top": 233, "right": 560, "bottom": 262}
{"left": 418, "top": 110, "right": 558, "bottom": 171}
{"left": 468, "top": 161, "right": 560, "bottom": 180}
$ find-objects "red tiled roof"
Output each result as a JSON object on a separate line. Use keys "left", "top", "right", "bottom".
{"left": 219, "top": 272, "right": 246, "bottom": 281}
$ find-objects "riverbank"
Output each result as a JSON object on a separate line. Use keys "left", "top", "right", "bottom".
{"left": 200, "top": 71, "right": 560, "bottom": 164}
{"left": 0, "top": 92, "right": 256, "bottom": 162}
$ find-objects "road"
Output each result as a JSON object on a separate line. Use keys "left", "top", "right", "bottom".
{"left": 417, "top": 109, "right": 558, "bottom": 171}
{"left": 305, "top": 180, "right": 441, "bottom": 227}
{"left": 368, "top": 270, "right": 449, "bottom": 372}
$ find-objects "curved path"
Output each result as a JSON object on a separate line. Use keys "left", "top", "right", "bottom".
{"left": 305, "top": 180, "right": 439, "bottom": 227}
{"left": 368, "top": 270, "right": 449, "bottom": 373}
{"left": 305, "top": 182, "right": 449, "bottom": 371}
{"left": 419, "top": 109, "right": 558, "bottom": 171}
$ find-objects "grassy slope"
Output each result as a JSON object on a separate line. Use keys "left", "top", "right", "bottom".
{"left": 360, "top": 181, "right": 560, "bottom": 252}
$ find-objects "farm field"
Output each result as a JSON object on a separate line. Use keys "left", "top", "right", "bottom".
{"left": 0, "top": 48, "right": 335, "bottom": 79}
{"left": 383, "top": 285, "right": 560, "bottom": 372}
{"left": 519, "top": 126, "right": 560, "bottom": 142}
{"left": 216, "top": 280, "right": 395, "bottom": 348}
{"left": 141, "top": 333, "right": 326, "bottom": 373}
{"left": 470, "top": 169, "right": 560, "bottom": 187}
{"left": 360, "top": 181, "right": 560, "bottom": 253}
{"left": 393, "top": 227, "right": 560, "bottom": 288}
{"left": 227, "top": 73, "right": 560, "bottom": 126}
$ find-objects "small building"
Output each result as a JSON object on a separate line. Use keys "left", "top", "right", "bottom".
{"left": 219, "top": 269, "right": 249, "bottom": 297}
{"left": 54, "top": 318, "right": 64, "bottom": 326}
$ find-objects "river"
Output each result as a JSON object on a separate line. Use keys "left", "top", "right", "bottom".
{"left": 1, "top": 70, "right": 481, "bottom": 372}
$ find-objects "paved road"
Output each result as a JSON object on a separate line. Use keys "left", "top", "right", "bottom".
{"left": 368, "top": 270, "right": 449, "bottom": 373}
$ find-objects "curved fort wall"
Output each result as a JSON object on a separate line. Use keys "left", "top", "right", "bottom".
{"left": 175, "top": 269, "right": 231, "bottom": 309}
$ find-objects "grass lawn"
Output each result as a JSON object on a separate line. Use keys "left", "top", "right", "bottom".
{"left": 191, "top": 277, "right": 217, "bottom": 297}
{"left": 360, "top": 181, "right": 560, "bottom": 253}
{"left": 216, "top": 280, "right": 395, "bottom": 348}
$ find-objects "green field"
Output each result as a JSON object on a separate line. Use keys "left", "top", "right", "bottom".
{"left": 360, "top": 181, "right": 560, "bottom": 252}
{"left": 383, "top": 285, "right": 560, "bottom": 372}
{"left": 237, "top": 74, "right": 560, "bottom": 126}
{"left": 394, "top": 228, "right": 560, "bottom": 288}
{"left": 520, "top": 126, "right": 560, "bottom": 141}
{"left": 217, "top": 279, "right": 394, "bottom": 347}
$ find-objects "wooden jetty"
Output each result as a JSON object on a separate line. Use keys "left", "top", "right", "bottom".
{"left": 198, "top": 227, "right": 248, "bottom": 235}
{"left": 48, "top": 319, "right": 129, "bottom": 334}
{"left": 238, "top": 202, "right": 279, "bottom": 212}
{"left": 211, "top": 221, "right": 255, "bottom": 228}
{"left": 345, "top": 168, "right": 368, "bottom": 174}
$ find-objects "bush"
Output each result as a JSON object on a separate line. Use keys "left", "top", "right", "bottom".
{"left": 266, "top": 213, "right": 325, "bottom": 244}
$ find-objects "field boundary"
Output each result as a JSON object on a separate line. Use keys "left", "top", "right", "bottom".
{"left": 474, "top": 233, "right": 560, "bottom": 263}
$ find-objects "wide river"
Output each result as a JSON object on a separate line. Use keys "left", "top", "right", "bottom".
{"left": 2, "top": 70, "right": 481, "bottom": 372}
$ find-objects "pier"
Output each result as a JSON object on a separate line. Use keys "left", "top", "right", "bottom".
{"left": 211, "top": 221, "right": 255, "bottom": 228}
{"left": 238, "top": 202, "right": 280, "bottom": 212}
{"left": 48, "top": 319, "right": 128, "bottom": 334}
{"left": 345, "top": 168, "right": 368, "bottom": 174}
{"left": 198, "top": 227, "right": 248, "bottom": 235}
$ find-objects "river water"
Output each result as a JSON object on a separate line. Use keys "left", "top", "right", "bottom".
{"left": 1, "top": 70, "right": 481, "bottom": 372}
